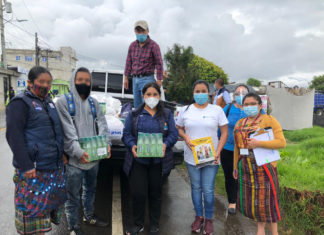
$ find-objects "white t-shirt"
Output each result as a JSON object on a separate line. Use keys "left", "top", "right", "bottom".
{"left": 176, "top": 104, "right": 229, "bottom": 165}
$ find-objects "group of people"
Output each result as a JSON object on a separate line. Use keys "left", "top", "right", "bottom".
{"left": 5, "top": 19, "right": 286, "bottom": 235}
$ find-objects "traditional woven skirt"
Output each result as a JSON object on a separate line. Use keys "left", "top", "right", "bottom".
{"left": 237, "top": 157, "right": 281, "bottom": 223}
{"left": 13, "top": 168, "right": 66, "bottom": 234}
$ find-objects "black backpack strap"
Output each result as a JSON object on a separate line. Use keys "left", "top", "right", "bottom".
{"left": 226, "top": 103, "right": 233, "bottom": 117}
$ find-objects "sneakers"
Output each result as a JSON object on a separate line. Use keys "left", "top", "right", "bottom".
{"left": 125, "top": 225, "right": 144, "bottom": 235}
{"left": 83, "top": 214, "right": 109, "bottom": 227}
{"left": 149, "top": 225, "right": 159, "bottom": 235}
{"left": 203, "top": 219, "right": 214, "bottom": 235}
{"left": 69, "top": 228, "right": 84, "bottom": 235}
{"left": 191, "top": 216, "right": 204, "bottom": 233}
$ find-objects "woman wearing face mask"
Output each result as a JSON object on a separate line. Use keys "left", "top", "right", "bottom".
{"left": 233, "top": 92, "right": 286, "bottom": 235}
{"left": 220, "top": 84, "right": 249, "bottom": 215}
{"left": 6, "top": 66, "right": 66, "bottom": 235}
{"left": 122, "top": 82, "right": 178, "bottom": 235}
{"left": 176, "top": 80, "right": 229, "bottom": 235}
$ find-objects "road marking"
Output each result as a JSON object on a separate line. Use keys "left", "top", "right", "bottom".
{"left": 112, "top": 174, "right": 123, "bottom": 235}
{"left": 0, "top": 128, "right": 6, "bottom": 132}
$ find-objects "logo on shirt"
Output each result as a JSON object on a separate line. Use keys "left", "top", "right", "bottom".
{"left": 32, "top": 101, "right": 42, "bottom": 111}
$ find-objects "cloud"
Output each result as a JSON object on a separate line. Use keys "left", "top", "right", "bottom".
{"left": 4, "top": 0, "right": 324, "bottom": 86}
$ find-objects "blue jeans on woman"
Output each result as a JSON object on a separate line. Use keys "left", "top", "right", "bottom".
{"left": 186, "top": 163, "right": 219, "bottom": 219}
{"left": 132, "top": 75, "right": 156, "bottom": 108}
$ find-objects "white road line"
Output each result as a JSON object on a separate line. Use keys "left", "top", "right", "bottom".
{"left": 112, "top": 174, "right": 123, "bottom": 235}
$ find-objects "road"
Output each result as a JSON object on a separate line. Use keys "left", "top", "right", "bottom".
{"left": 0, "top": 128, "right": 259, "bottom": 235}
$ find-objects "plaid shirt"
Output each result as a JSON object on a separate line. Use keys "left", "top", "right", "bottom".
{"left": 124, "top": 36, "right": 164, "bottom": 80}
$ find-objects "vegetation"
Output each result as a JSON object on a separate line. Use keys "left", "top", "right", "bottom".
{"left": 164, "top": 44, "right": 228, "bottom": 103}
{"left": 309, "top": 74, "right": 324, "bottom": 92}
{"left": 246, "top": 77, "right": 262, "bottom": 87}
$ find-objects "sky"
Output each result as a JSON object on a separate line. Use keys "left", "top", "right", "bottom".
{"left": 4, "top": 0, "right": 324, "bottom": 87}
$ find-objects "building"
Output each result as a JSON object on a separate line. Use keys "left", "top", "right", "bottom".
{"left": 0, "top": 67, "right": 23, "bottom": 110}
{"left": 6, "top": 47, "right": 77, "bottom": 82}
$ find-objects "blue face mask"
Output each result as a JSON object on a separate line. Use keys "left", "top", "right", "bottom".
{"left": 194, "top": 93, "right": 209, "bottom": 105}
{"left": 235, "top": 96, "right": 244, "bottom": 105}
{"left": 243, "top": 105, "right": 260, "bottom": 117}
{"left": 136, "top": 34, "right": 147, "bottom": 43}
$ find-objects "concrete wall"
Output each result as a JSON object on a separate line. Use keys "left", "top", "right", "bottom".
{"left": 267, "top": 86, "right": 314, "bottom": 130}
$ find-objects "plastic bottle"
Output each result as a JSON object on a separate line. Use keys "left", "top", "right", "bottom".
{"left": 150, "top": 133, "right": 157, "bottom": 157}
{"left": 157, "top": 133, "right": 164, "bottom": 157}
{"left": 137, "top": 133, "right": 144, "bottom": 157}
{"left": 90, "top": 137, "right": 97, "bottom": 161}
{"left": 144, "top": 133, "right": 150, "bottom": 157}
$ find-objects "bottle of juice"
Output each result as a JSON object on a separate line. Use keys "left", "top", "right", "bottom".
{"left": 144, "top": 133, "right": 150, "bottom": 157}
{"left": 157, "top": 133, "right": 164, "bottom": 157}
{"left": 90, "top": 136, "right": 97, "bottom": 161}
{"left": 137, "top": 133, "right": 144, "bottom": 157}
{"left": 150, "top": 133, "right": 157, "bottom": 157}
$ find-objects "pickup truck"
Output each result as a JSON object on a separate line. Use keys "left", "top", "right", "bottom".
{"left": 90, "top": 69, "right": 184, "bottom": 166}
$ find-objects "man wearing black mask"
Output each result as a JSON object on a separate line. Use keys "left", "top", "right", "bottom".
{"left": 56, "top": 67, "right": 111, "bottom": 235}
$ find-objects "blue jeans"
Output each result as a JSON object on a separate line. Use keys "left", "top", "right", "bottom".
{"left": 64, "top": 164, "right": 99, "bottom": 230}
{"left": 186, "top": 163, "right": 219, "bottom": 219}
{"left": 133, "top": 75, "right": 155, "bottom": 108}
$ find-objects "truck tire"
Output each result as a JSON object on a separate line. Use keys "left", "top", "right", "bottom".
{"left": 316, "top": 109, "right": 323, "bottom": 116}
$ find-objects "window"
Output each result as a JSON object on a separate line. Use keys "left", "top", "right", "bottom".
{"left": 16, "top": 56, "right": 20, "bottom": 61}
{"left": 91, "top": 72, "right": 106, "bottom": 92}
{"left": 25, "top": 56, "right": 33, "bottom": 62}
{"left": 42, "top": 57, "right": 47, "bottom": 62}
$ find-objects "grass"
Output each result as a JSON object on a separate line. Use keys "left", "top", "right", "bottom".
{"left": 279, "top": 127, "right": 324, "bottom": 192}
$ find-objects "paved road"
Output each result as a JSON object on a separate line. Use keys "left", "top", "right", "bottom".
{"left": 0, "top": 128, "right": 258, "bottom": 235}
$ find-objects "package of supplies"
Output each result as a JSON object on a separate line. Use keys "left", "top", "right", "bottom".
{"left": 106, "top": 116, "right": 124, "bottom": 140}
{"left": 137, "top": 132, "right": 164, "bottom": 158}
{"left": 79, "top": 135, "right": 108, "bottom": 162}
{"left": 191, "top": 136, "right": 216, "bottom": 167}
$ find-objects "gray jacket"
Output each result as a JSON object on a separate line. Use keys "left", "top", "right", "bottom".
{"left": 56, "top": 70, "right": 110, "bottom": 170}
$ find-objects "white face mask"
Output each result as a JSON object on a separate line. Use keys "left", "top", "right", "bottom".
{"left": 144, "top": 97, "right": 159, "bottom": 109}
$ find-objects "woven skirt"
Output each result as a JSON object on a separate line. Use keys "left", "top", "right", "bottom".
{"left": 237, "top": 157, "right": 281, "bottom": 223}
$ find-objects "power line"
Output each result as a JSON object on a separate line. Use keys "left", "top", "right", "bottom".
{"left": 20, "top": 0, "right": 42, "bottom": 35}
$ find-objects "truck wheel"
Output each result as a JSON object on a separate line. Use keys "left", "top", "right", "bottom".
{"left": 316, "top": 109, "right": 323, "bottom": 116}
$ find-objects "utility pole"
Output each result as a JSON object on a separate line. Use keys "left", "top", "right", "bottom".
{"left": 35, "top": 32, "right": 40, "bottom": 66}
{"left": 45, "top": 49, "right": 49, "bottom": 68}
{"left": 0, "top": 0, "right": 7, "bottom": 68}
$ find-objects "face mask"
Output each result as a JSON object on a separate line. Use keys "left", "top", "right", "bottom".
{"left": 194, "top": 93, "right": 208, "bottom": 105}
{"left": 243, "top": 105, "right": 259, "bottom": 117}
{"left": 33, "top": 84, "right": 50, "bottom": 98}
{"left": 235, "top": 96, "right": 244, "bottom": 105}
{"left": 76, "top": 83, "right": 91, "bottom": 98}
{"left": 136, "top": 34, "right": 147, "bottom": 43}
{"left": 144, "top": 97, "right": 159, "bottom": 109}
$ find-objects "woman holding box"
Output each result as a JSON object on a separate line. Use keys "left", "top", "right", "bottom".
{"left": 176, "top": 80, "right": 229, "bottom": 235}
{"left": 233, "top": 92, "right": 286, "bottom": 235}
{"left": 122, "top": 82, "right": 178, "bottom": 235}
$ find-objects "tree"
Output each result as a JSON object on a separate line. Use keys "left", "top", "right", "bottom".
{"left": 188, "top": 55, "right": 228, "bottom": 84}
{"left": 247, "top": 78, "right": 262, "bottom": 87}
{"left": 164, "top": 44, "right": 228, "bottom": 103}
{"left": 309, "top": 75, "right": 324, "bottom": 91}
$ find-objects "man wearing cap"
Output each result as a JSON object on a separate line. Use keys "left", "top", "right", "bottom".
{"left": 124, "top": 20, "right": 164, "bottom": 108}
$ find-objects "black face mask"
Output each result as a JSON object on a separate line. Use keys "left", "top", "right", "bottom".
{"left": 75, "top": 83, "right": 91, "bottom": 98}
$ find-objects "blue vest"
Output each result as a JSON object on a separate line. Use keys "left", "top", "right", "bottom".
{"left": 12, "top": 91, "right": 64, "bottom": 170}
{"left": 123, "top": 106, "right": 174, "bottom": 176}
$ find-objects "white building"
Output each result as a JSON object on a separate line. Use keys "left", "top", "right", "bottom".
{"left": 6, "top": 47, "right": 77, "bottom": 82}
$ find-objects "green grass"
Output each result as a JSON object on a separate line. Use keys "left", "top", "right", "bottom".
{"left": 279, "top": 128, "right": 324, "bottom": 192}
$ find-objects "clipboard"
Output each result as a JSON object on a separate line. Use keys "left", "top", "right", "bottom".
{"left": 249, "top": 127, "right": 280, "bottom": 166}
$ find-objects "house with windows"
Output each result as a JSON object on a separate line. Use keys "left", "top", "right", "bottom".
{"left": 6, "top": 47, "right": 77, "bottom": 82}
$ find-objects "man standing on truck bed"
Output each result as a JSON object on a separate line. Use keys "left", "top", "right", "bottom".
{"left": 124, "top": 20, "right": 164, "bottom": 108}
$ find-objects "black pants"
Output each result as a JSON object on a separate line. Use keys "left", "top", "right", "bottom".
{"left": 129, "top": 160, "right": 163, "bottom": 228}
{"left": 220, "top": 149, "right": 237, "bottom": 204}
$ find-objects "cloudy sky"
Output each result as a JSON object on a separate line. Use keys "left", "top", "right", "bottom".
{"left": 4, "top": 0, "right": 324, "bottom": 87}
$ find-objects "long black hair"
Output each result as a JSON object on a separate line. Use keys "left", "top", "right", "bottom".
{"left": 185, "top": 80, "right": 210, "bottom": 111}
{"left": 242, "top": 92, "right": 262, "bottom": 105}
{"left": 28, "top": 66, "right": 52, "bottom": 82}
{"left": 142, "top": 82, "right": 164, "bottom": 117}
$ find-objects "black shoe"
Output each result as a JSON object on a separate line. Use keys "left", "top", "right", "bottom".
{"left": 50, "top": 210, "right": 60, "bottom": 225}
{"left": 125, "top": 225, "right": 144, "bottom": 235}
{"left": 69, "top": 228, "right": 84, "bottom": 235}
{"left": 149, "top": 226, "right": 159, "bottom": 235}
{"left": 83, "top": 214, "right": 109, "bottom": 227}
{"left": 228, "top": 208, "right": 236, "bottom": 215}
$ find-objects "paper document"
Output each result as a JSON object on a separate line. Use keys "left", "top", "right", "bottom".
{"left": 249, "top": 128, "right": 280, "bottom": 166}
